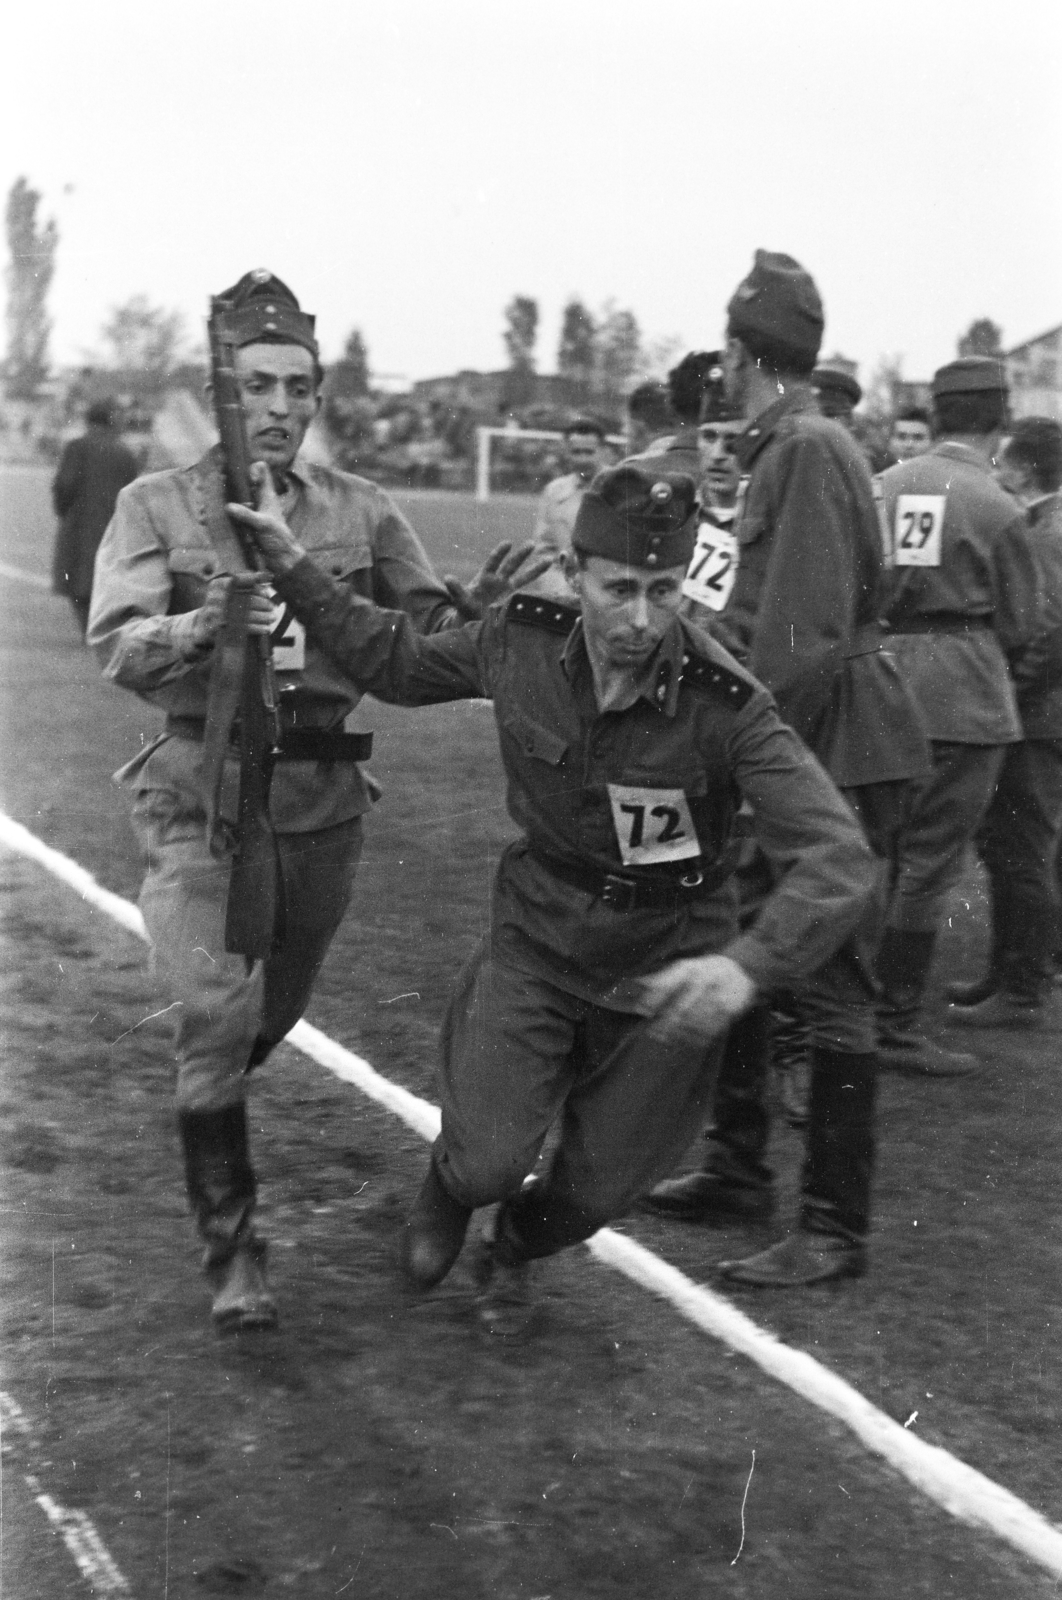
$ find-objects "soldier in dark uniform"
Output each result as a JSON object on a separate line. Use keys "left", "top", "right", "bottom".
{"left": 875, "top": 360, "right": 1042, "bottom": 1061}
{"left": 52, "top": 399, "right": 138, "bottom": 636}
{"left": 88, "top": 271, "right": 545, "bottom": 1333}
{"left": 230, "top": 462, "right": 876, "bottom": 1333}
{"left": 645, "top": 250, "right": 932, "bottom": 1287}
{"left": 812, "top": 363, "right": 862, "bottom": 427}
{"left": 946, "top": 415, "right": 1062, "bottom": 1026}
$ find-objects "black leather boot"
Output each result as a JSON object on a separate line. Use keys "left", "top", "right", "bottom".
{"left": 640, "top": 1007, "right": 775, "bottom": 1222}
{"left": 717, "top": 1048, "right": 875, "bottom": 1287}
{"left": 178, "top": 1105, "right": 276, "bottom": 1332}
{"left": 398, "top": 1155, "right": 473, "bottom": 1291}
{"left": 876, "top": 927, "right": 977, "bottom": 1076}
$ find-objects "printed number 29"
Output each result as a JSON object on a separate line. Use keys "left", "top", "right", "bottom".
{"left": 899, "top": 510, "right": 936, "bottom": 549}
{"left": 620, "top": 803, "right": 686, "bottom": 848}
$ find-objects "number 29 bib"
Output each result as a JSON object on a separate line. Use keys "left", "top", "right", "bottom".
{"left": 606, "top": 784, "right": 701, "bottom": 867}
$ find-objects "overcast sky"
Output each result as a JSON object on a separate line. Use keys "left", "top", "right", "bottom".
{"left": 4, "top": 0, "right": 1060, "bottom": 387}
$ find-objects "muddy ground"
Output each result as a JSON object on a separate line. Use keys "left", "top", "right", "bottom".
{"left": 2, "top": 467, "right": 1060, "bottom": 1598}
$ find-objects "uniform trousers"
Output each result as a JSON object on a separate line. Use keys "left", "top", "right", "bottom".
{"left": 887, "top": 741, "right": 1005, "bottom": 933}
{"left": 131, "top": 786, "right": 362, "bottom": 1111}
{"left": 976, "top": 739, "right": 1062, "bottom": 997}
{"left": 435, "top": 947, "right": 724, "bottom": 1258}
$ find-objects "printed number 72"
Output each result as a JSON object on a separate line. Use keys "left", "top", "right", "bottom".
{"left": 620, "top": 803, "right": 686, "bottom": 847}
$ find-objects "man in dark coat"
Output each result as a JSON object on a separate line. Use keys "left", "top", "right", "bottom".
{"left": 52, "top": 400, "right": 139, "bottom": 636}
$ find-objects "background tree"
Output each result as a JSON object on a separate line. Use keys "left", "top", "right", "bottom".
{"left": 557, "top": 297, "right": 597, "bottom": 397}
{"left": 4, "top": 176, "right": 58, "bottom": 399}
{"left": 501, "top": 294, "right": 538, "bottom": 409}
{"left": 957, "top": 318, "right": 1004, "bottom": 359}
{"left": 328, "top": 329, "right": 371, "bottom": 398}
{"left": 862, "top": 353, "right": 906, "bottom": 423}
{"left": 322, "top": 328, "right": 375, "bottom": 460}
{"left": 100, "top": 295, "right": 186, "bottom": 396}
{"left": 595, "top": 302, "right": 642, "bottom": 399}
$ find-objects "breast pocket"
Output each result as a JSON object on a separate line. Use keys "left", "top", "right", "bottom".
{"left": 166, "top": 546, "right": 222, "bottom": 610}
{"left": 500, "top": 707, "right": 569, "bottom": 765}
{"left": 301, "top": 544, "right": 374, "bottom": 589}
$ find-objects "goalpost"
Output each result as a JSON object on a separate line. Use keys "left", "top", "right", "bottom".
{"left": 474, "top": 426, "right": 627, "bottom": 501}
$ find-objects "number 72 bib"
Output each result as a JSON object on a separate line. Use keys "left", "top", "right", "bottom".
{"left": 606, "top": 784, "right": 701, "bottom": 866}
{"left": 682, "top": 521, "right": 738, "bottom": 611}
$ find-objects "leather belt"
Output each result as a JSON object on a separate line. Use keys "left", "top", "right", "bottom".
{"left": 168, "top": 715, "right": 373, "bottom": 763}
{"left": 885, "top": 616, "right": 992, "bottom": 635}
{"left": 529, "top": 843, "right": 736, "bottom": 912}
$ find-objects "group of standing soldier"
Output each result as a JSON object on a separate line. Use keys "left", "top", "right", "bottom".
{"left": 73, "top": 252, "right": 1062, "bottom": 1335}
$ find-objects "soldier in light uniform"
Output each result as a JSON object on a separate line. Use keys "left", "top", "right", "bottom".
{"left": 875, "top": 359, "right": 1043, "bottom": 1065}
{"left": 230, "top": 462, "right": 877, "bottom": 1333}
{"left": 88, "top": 271, "right": 543, "bottom": 1333}
{"left": 945, "top": 416, "right": 1062, "bottom": 1026}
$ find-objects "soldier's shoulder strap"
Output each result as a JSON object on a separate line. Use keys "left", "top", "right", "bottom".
{"left": 505, "top": 593, "right": 580, "bottom": 635}
{"left": 678, "top": 642, "right": 756, "bottom": 709}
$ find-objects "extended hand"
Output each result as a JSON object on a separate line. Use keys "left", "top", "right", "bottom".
{"left": 443, "top": 540, "right": 555, "bottom": 620}
{"left": 191, "top": 574, "right": 275, "bottom": 647}
{"left": 639, "top": 955, "right": 756, "bottom": 1047}
{"left": 226, "top": 463, "right": 306, "bottom": 575}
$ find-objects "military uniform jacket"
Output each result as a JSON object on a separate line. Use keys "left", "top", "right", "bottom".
{"left": 271, "top": 562, "right": 876, "bottom": 1008}
{"left": 878, "top": 443, "right": 1042, "bottom": 744}
{"left": 532, "top": 473, "right": 586, "bottom": 552}
{"left": 725, "top": 393, "right": 929, "bottom": 789}
{"left": 87, "top": 448, "right": 458, "bottom": 832}
{"left": 51, "top": 428, "right": 139, "bottom": 600}
{"left": 1013, "top": 493, "right": 1062, "bottom": 741}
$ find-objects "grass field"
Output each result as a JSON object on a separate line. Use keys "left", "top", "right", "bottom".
{"left": 2, "top": 466, "right": 1061, "bottom": 1598}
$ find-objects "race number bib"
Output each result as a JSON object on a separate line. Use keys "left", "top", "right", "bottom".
{"left": 683, "top": 521, "right": 738, "bottom": 611}
{"left": 607, "top": 784, "right": 701, "bottom": 867}
{"left": 893, "top": 495, "right": 945, "bottom": 567}
{"left": 268, "top": 589, "right": 306, "bottom": 672}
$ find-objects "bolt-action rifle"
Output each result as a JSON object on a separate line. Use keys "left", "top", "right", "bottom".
{"left": 203, "top": 295, "right": 286, "bottom": 959}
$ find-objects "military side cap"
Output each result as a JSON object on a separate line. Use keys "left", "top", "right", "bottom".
{"left": 700, "top": 350, "right": 742, "bottom": 422}
{"left": 572, "top": 466, "right": 698, "bottom": 569}
{"left": 211, "top": 268, "right": 318, "bottom": 355}
{"left": 813, "top": 363, "right": 862, "bottom": 404}
{"left": 727, "top": 249, "right": 824, "bottom": 361}
{"left": 932, "top": 357, "right": 1008, "bottom": 397}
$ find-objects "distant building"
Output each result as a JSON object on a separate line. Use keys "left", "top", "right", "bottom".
{"left": 1006, "top": 324, "right": 1062, "bottom": 421}
{"left": 412, "top": 368, "right": 606, "bottom": 421}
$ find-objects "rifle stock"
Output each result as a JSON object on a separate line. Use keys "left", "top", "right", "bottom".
{"left": 206, "top": 297, "right": 285, "bottom": 960}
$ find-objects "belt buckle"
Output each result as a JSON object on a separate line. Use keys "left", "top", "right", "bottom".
{"left": 601, "top": 872, "right": 638, "bottom": 912}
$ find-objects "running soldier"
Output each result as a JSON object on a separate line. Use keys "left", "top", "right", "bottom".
{"left": 230, "top": 461, "right": 876, "bottom": 1334}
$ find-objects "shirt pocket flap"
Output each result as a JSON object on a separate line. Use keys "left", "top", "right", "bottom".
{"left": 501, "top": 708, "right": 568, "bottom": 765}
{"left": 167, "top": 546, "right": 222, "bottom": 580}
{"left": 300, "top": 541, "right": 372, "bottom": 580}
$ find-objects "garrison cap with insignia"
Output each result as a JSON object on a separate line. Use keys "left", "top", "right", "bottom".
{"left": 572, "top": 465, "right": 699, "bottom": 569}
{"left": 727, "top": 249, "right": 824, "bottom": 363}
{"left": 812, "top": 363, "right": 862, "bottom": 405}
{"left": 699, "top": 350, "right": 742, "bottom": 423}
{"left": 211, "top": 268, "right": 318, "bottom": 356}
{"left": 932, "top": 357, "right": 1008, "bottom": 399}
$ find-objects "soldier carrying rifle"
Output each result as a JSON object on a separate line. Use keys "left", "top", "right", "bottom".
{"left": 89, "top": 270, "right": 545, "bottom": 1331}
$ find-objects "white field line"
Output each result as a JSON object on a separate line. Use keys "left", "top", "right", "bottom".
{"left": 3, "top": 809, "right": 1062, "bottom": 1582}
{"left": 0, "top": 1391, "right": 133, "bottom": 1596}
{"left": 0, "top": 558, "right": 50, "bottom": 588}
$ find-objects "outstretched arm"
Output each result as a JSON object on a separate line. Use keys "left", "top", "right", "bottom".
{"left": 228, "top": 472, "right": 491, "bottom": 705}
